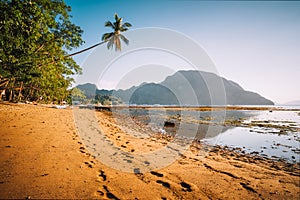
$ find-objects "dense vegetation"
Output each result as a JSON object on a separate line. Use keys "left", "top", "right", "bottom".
{"left": 74, "top": 84, "right": 122, "bottom": 105}
{"left": 0, "top": 1, "right": 132, "bottom": 104}
{"left": 0, "top": 0, "right": 83, "bottom": 103}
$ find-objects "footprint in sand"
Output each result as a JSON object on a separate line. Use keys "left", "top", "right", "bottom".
{"left": 156, "top": 180, "right": 171, "bottom": 188}
{"left": 180, "top": 181, "right": 192, "bottom": 192}
{"left": 240, "top": 182, "right": 257, "bottom": 193}
{"left": 79, "top": 146, "right": 86, "bottom": 154}
{"left": 124, "top": 159, "right": 132, "bottom": 163}
{"left": 97, "top": 190, "right": 104, "bottom": 196}
{"left": 150, "top": 171, "right": 164, "bottom": 177}
{"left": 84, "top": 161, "right": 93, "bottom": 168}
{"left": 103, "top": 185, "right": 120, "bottom": 200}
{"left": 99, "top": 170, "right": 107, "bottom": 181}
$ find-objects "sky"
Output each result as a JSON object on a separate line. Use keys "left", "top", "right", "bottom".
{"left": 65, "top": 0, "right": 300, "bottom": 104}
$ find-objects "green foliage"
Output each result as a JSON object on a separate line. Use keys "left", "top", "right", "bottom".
{"left": 71, "top": 87, "right": 86, "bottom": 102}
{"left": 0, "top": 0, "right": 84, "bottom": 103}
{"left": 95, "top": 93, "right": 122, "bottom": 105}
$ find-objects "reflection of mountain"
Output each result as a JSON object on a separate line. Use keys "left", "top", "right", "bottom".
{"left": 195, "top": 124, "right": 232, "bottom": 140}
{"left": 76, "top": 70, "right": 274, "bottom": 105}
{"left": 161, "top": 110, "right": 250, "bottom": 140}
{"left": 120, "top": 108, "right": 252, "bottom": 141}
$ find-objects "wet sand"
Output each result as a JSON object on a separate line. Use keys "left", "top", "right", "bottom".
{"left": 0, "top": 103, "right": 299, "bottom": 199}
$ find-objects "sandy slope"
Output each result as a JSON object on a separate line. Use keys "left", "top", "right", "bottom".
{"left": 0, "top": 103, "right": 299, "bottom": 199}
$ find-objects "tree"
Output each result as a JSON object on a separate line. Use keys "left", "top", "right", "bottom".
{"left": 95, "top": 93, "right": 122, "bottom": 105}
{"left": 102, "top": 13, "right": 132, "bottom": 51}
{"left": 0, "top": 0, "right": 83, "bottom": 102}
{"left": 67, "top": 13, "right": 132, "bottom": 56}
{"left": 70, "top": 87, "right": 86, "bottom": 103}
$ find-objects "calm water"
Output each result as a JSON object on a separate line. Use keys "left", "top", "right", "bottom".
{"left": 203, "top": 108, "right": 300, "bottom": 163}
{"left": 116, "top": 106, "right": 300, "bottom": 163}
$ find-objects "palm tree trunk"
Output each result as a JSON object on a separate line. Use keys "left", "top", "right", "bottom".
{"left": 66, "top": 41, "right": 107, "bottom": 57}
{"left": 17, "top": 41, "right": 108, "bottom": 69}
{"left": 18, "top": 81, "right": 23, "bottom": 101}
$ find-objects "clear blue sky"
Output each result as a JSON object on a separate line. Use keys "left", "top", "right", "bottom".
{"left": 65, "top": 0, "right": 300, "bottom": 104}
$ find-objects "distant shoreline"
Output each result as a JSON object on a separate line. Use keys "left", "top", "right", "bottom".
{"left": 78, "top": 104, "right": 300, "bottom": 112}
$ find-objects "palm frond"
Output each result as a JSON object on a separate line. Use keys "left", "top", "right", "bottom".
{"left": 119, "top": 34, "right": 129, "bottom": 45}
{"left": 104, "top": 21, "right": 115, "bottom": 29}
{"left": 123, "top": 22, "right": 132, "bottom": 27}
{"left": 114, "top": 13, "right": 119, "bottom": 21}
{"left": 117, "top": 17, "right": 122, "bottom": 24}
{"left": 101, "top": 32, "right": 113, "bottom": 41}
{"left": 120, "top": 27, "right": 128, "bottom": 32}
{"left": 107, "top": 38, "right": 113, "bottom": 50}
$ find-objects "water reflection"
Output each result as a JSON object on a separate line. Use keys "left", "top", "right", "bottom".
{"left": 112, "top": 107, "right": 300, "bottom": 163}
{"left": 203, "top": 127, "right": 300, "bottom": 163}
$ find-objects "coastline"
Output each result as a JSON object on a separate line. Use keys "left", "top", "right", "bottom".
{"left": 0, "top": 103, "right": 299, "bottom": 199}
{"left": 79, "top": 104, "right": 300, "bottom": 113}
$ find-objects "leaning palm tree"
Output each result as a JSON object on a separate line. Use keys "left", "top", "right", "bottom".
{"left": 67, "top": 13, "right": 132, "bottom": 57}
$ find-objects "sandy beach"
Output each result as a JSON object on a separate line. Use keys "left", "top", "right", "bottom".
{"left": 0, "top": 103, "right": 299, "bottom": 199}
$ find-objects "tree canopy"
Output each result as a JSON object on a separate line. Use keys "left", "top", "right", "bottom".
{"left": 0, "top": 0, "right": 84, "bottom": 103}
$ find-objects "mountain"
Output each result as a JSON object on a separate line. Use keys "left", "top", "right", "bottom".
{"left": 76, "top": 70, "right": 274, "bottom": 105}
{"left": 76, "top": 83, "right": 98, "bottom": 98}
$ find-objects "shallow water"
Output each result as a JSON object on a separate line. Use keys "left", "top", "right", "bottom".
{"left": 203, "top": 108, "right": 300, "bottom": 163}
{"left": 203, "top": 127, "right": 299, "bottom": 163}
{"left": 117, "top": 106, "right": 300, "bottom": 163}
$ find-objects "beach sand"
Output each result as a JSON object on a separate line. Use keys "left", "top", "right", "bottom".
{"left": 0, "top": 103, "right": 299, "bottom": 199}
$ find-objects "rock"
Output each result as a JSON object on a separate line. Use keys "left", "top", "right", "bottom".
{"left": 164, "top": 121, "right": 175, "bottom": 127}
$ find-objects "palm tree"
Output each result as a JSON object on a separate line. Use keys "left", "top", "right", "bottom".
{"left": 68, "top": 13, "right": 132, "bottom": 57}
{"left": 102, "top": 13, "right": 132, "bottom": 51}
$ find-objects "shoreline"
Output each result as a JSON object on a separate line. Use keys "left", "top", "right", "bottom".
{"left": 77, "top": 104, "right": 300, "bottom": 112}
{"left": 95, "top": 108, "right": 300, "bottom": 170}
{"left": 1, "top": 102, "right": 299, "bottom": 199}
